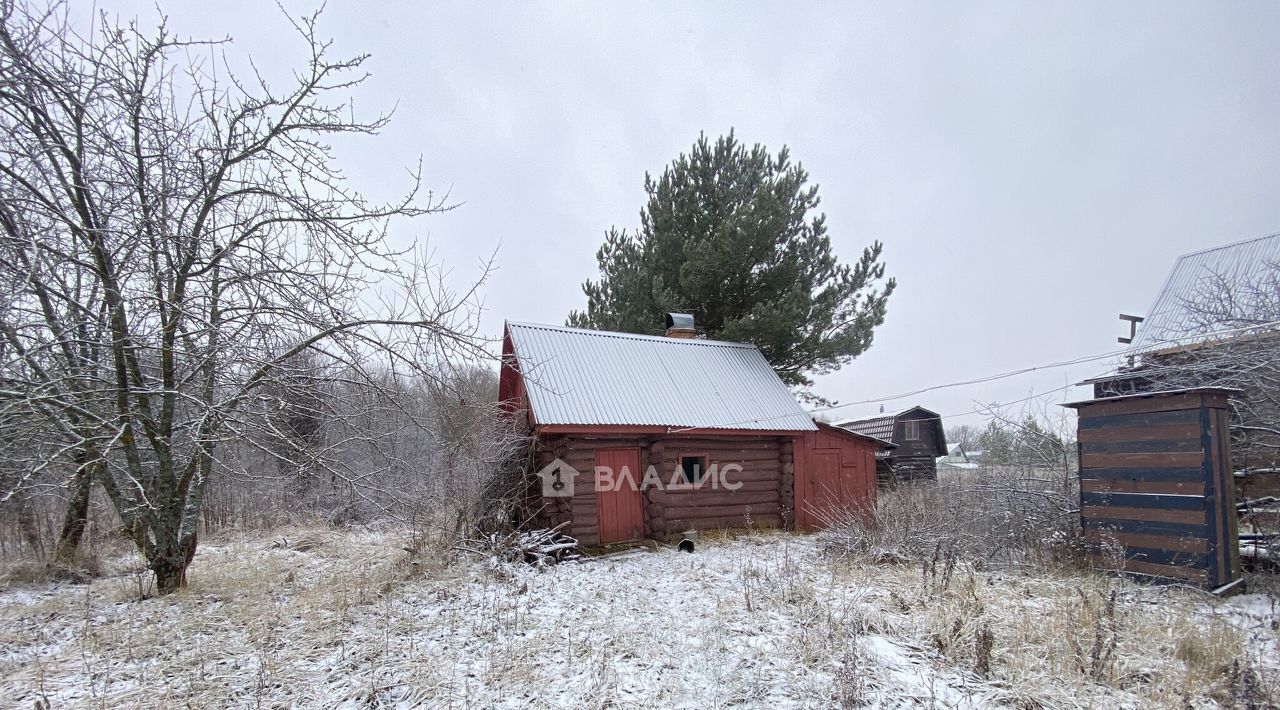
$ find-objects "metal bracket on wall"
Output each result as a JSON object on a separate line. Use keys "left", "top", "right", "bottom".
{"left": 1117, "top": 313, "right": 1145, "bottom": 344}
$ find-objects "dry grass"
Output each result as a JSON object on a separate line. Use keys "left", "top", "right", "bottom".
{"left": 824, "top": 552, "right": 1280, "bottom": 706}
{"left": 0, "top": 522, "right": 1276, "bottom": 708}
{"left": 825, "top": 467, "right": 1084, "bottom": 570}
{"left": 820, "top": 477, "right": 1280, "bottom": 708}
{"left": 0, "top": 524, "right": 465, "bottom": 707}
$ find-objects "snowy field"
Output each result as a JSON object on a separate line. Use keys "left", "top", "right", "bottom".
{"left": 1, "top": 528, "right": 1278, "bottom": 708}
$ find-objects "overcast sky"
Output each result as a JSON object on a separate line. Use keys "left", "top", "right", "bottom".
{"left": 100, "top": 1, "right": 1280, "bottom": 425}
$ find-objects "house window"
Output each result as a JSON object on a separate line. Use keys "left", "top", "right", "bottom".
{"left": 904, "top": 420, "right": 921, "bottom": 441}
{"left": 679, "top": 454, "right": 708, "bottom": 484}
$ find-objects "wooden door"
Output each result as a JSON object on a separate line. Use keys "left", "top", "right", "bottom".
{"left": 595, "top": 448, "right": 644, "bottom": 544}
{"left": 806, "top": 450, "right": 842, "bottom": 528}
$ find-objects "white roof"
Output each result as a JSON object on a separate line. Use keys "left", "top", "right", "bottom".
{"left": 506, "top": 322, "right": 816, "bottom": 431}
{"left": 1131, "top": 232, "right": 1280, "bottom": 350}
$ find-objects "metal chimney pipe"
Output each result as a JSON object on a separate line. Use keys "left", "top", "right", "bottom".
{"left": 664, "top": 312, "right": 696, "bottom": 339}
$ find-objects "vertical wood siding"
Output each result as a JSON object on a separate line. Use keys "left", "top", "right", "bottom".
{"left": 794, "top": 427, "right": 879, "bottom": 531}
{"left": 594, "top": 448, "right": 644, "bottom": 544}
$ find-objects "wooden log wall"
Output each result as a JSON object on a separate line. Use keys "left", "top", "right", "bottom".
{"left": 887, "top": 454, "right": 937, "bottom": 484}
{"left": 560, "top": 437, "right": 605, "bottom": 546}
{"left": 874, "top": 459, "right": 895, "bottom": 487}
{"left": 532, "top": 434, "right": 787, "bottom": 545}
{"left": 1069, "top": 389, "right": 1241, "bottom": 590}
{"left": 651, "top": 436, "right": 783, "bottom": 535}
{"left": 644, "top": 439, "right": 665, "bottom": 541}
{"left": 533, "top": 438, "right": 574, "bottom": 531}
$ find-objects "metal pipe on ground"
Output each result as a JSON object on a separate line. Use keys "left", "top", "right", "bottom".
{"left": 678, "top": 530, "right": 698, "bottom": 553}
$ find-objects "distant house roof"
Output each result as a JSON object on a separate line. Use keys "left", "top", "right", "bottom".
{"left": 502, "top": 321, "right": 816, "bottom": 432}
{"left": 1129, "top": 232, "right": 1280, "bottom": 352}
{"left": 833, "top": 405, "right": 948, "bottom": 457}
{"left": 815, "top": 420, "right": 896, "bottom": 449}
{"left": 938, "top": 443, "right": 980, "bottom": 465}
{"left": 939, "top": 461, "right": 980, "bottom": 470}
{"left": 833, "top": 412, "right": 898, "bottom": 441}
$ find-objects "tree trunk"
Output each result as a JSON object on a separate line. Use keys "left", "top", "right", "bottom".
{"left": 52, "top": 459, "right": 93, "bottom": 565}
{"left": 150, "top": 532, "right": 198, "bottom": 595}
{"left": 152, "top": 558, "right": 185, "bottom": 594}
{"left": 16, "top": 493, "right": 43, "bottom": 559}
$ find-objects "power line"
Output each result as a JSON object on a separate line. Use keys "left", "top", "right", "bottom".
{"left": 808, "top": 347, "right": 1127, "bottom": 419}
{"left": 667, "top": 317, "right": 1280, "bottom": 433}
{"left": 809, "top": 317, "right": 1280, "bottom": 420}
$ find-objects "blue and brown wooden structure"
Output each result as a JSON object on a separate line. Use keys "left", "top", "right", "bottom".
{"left": 1065, "top": 387, "right": 1241, "bottom": 590}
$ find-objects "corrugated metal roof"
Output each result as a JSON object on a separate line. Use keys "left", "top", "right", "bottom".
{"left": 833, "top": 413, "right": 896, "bottom": 441}
{"left": 833, "top": 405, "right": 948, "bottom": 456}
{"left": 1130, "top": 232, "right": 1280, "bottom": 351}
{"left": 506, "top": 321, "right": 816, "bottom": 431}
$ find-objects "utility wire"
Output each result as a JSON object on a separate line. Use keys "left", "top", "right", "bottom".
{"left": 813, "top": 317, "right": 1280, "bottom": 420}
{"left": 809, "top": 347, "right": 1127, "bottom": 418}
{"left": 666, "top": 317, "right": 1280, "bottom": 433}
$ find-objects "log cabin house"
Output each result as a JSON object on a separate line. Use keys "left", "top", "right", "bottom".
{"left": 834, "top": 406, "right": 948, "bottom": 484}
{"left": 498, "top": 316, "right": 892, "bottom": 545}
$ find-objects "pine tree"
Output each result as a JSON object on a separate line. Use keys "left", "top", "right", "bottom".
{"left": 568, "top": 131, "right": 895, "bottom": 402}
{"left": 978, "top": 421, "right": 1017, "bottom": 466}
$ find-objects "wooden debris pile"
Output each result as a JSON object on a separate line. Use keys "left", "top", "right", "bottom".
{"left": 1237, "top": 468, "right": 1280, "bottom": 569}
{"left": 456, "top": 521, "right": 579, "bottom": 568}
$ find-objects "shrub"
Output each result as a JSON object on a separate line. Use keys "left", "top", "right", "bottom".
{"left": 820, "top": 465, "right": 1083, "bottom": 569}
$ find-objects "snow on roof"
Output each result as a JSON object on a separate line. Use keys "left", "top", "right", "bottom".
{"left": 833, "top": 406, "right": 940, "bottom": 440}
{"left": 505, "top": 321, "right": 816, "bottom": 431}
{"left": 1130, "top": 232, "right": 1280, "bottom": 351}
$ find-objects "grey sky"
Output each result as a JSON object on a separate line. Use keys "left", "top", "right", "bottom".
{"left": 102, "top": 1, "right": 1280, "bottom": 425}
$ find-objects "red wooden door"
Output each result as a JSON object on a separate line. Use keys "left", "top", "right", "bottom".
{"left": 806, "top": 450, "right": 842, "bottom": 528}
{"left": 595, "top": 448, "right": 644, "bottom": 543}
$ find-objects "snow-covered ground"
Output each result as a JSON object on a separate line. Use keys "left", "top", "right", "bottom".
{"left": 0, "top": 529, "right": 1276, "bottom": 708}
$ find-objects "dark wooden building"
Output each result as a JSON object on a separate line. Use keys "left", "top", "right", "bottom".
{"left": 834, "top": 406, "right": 947, "bottom": 484}
{"left": 498, "top": 318, "right": 890, "bottom": 545}
{"left": 1066, "top": 388, "right": 1241, "bottom": 590}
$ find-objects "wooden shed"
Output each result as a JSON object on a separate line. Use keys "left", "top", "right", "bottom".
{"left": 1065, "top": 387, "right": 1241, "bottom": 590}
{"left": 794, "top": 422, "right": 890, "bottom": 530}
{"left": 498, "top": 319, "right": 890, "bottom": 544}
{"left": 1083, "top": 234, "right": 1280, "bottom": 472}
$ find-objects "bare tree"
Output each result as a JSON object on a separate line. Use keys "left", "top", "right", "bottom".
{"left": 0, "top": 1, "right": 492, "bottom": 592}
{"left": 978, "top": 397, "right": 1077, "bottom": 493}
{"left": 1170, "top": 259, "right": 1280, "bottom": 469}
{"left": 260, "top": 352, "right": 330, "bottom": 486}
{"left": 1112, "top": 258, "right": 1280, "bottom": 470}
{"left": 0, "top": 160, "right": 107, "bottom": 566}
{"left": 945, "top": 424, "right": 981, "bottom": 451}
